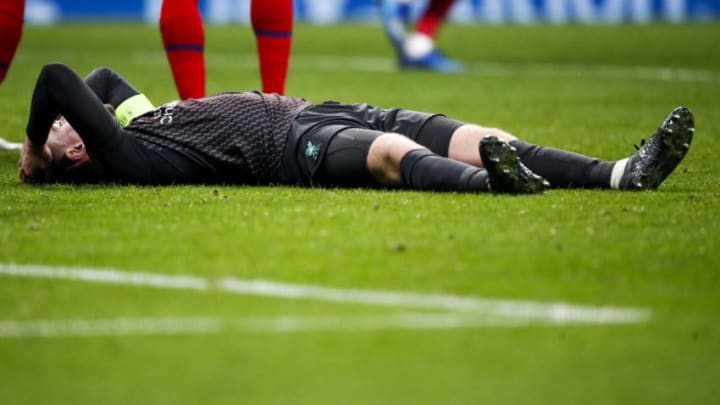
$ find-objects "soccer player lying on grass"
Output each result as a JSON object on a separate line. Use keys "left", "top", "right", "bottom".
{"left": 19, "top": 63, "right": 694, "bottom": 194}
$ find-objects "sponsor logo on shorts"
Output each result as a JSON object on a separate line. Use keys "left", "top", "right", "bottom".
{"left": 305, "top": 141, "right": 320, "bottom": 161}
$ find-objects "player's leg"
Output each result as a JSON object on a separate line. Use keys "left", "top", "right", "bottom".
{"left": 612, "top": 107, "right": 693, "bottom": 190}
{"left": 399, "top": 113, "right": 621, "bottom": 189}
{"left": 380, "top": 0, "right": 411, "bottom": 50}
{"left": 160, "top": 0, "right": 205, "bottom": 99}
{"left": 367, "top": 132, "right": 491, "bottom": 191}
{"left": 400, "top": 0, "right": 463, "bottom": 73}
{"left": 317, "top": 129, "right": 545, "bottom": 194}
{"left": 251, "top": 0, "right": 293, "bottom": 95}
{"left": 318, "top": 129, "right": 489, "bottom": 191}
{"left": 424, "top": 108, "right": 694, "bottom": 190}
{"left": 445, "top": 124, "right": 619, "bottom": 188}
{"left": 416, "top": 0, "right": 454, "bottom": 39}
{"left": 0, "top": 0, "right": 25, "bottom": 84}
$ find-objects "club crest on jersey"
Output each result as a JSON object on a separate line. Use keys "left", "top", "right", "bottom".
{"left": 153, "top": 101, "right": 178, "bottom": 125}
{"left": 305, "top": 141, "right": 320, "bottom": 161}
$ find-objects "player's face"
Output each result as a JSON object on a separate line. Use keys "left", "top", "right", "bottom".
{"left": 49, "top": 117, "right": 80, "bottom": 144}
{"left": 48, "top": 117, "right": 90, "bottom": 166}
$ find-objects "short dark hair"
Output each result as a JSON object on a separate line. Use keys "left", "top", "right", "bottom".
{"left": 52, "top": 157, "right": 101, "bottom": 183}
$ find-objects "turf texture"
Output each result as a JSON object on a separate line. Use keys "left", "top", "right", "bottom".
{"left": 0, "top": 23, "right": 719, "bottom": 404}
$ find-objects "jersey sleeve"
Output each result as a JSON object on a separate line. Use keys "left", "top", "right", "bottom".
{"left": 26, "top": 63, "right": 123, "bottom": 152}
{"left": 84, "top": 67, "right": 156, "bottom": 127}
{"left": 84, "top": 67, "right": 140, "bottom": 107}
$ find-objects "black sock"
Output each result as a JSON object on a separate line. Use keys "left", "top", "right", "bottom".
{"left": 399, "top": 149, "right": 489, "bottom": 192}
{"left": 510, "top": 141, "right": 614, "bottom": 188}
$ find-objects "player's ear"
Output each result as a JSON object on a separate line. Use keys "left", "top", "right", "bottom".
{"left": 65, "top": 142, "right": 88, "bottom": 163}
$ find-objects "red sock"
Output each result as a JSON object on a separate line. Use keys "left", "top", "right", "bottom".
{"left": 415, "top": 0, "right": 455, "bottom": 38}
{"left": 0, "top": 0, "right": 25, "bottom": 84}
{"left": 160, "top": 0, "right": 205, "bottom": 99}
{"left": 251, "top": 0, "right": 293, "bottom": 95}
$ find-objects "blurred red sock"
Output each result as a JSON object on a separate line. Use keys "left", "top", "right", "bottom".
{"left": 251, "top": 0, "right": 293, "bottom": 95}
{"left": 415, "top": 0, "right": 454, "bottom": 38}
{"left": 160, "top": 0, "right": 205, "bottom": 99}
{"left": 0, "top": 0, "right": 25, "bottom": 84}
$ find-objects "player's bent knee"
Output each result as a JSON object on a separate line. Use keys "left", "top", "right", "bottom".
{"left": 367, "top": 133, "right": 422, "bottom": 186}
{"left": 461, "top": 124, "right": 518, "bottom": 143}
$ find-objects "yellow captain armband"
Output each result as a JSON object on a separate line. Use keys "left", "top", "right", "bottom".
{"left": 115, "top": 94, "right": 155, "bottom": 127}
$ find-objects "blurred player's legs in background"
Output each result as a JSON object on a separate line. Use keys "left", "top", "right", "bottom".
{"left": 160, "top": 0, "right": 292, "bottom": 98}
{"left": 160, "top": 0, "right": 206, "bottom": 99}
{"left": 0, "top": 0, "right": 25, "bottom": 84}
{"left": 251, "top": 0, "right": 293, "bottom": 94}
{"left": 381, "top": 0, "right": 463, "bottom": 73}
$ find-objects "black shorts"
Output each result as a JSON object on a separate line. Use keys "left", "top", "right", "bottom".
{"left": 277, "top": 101, "right": 463, "bottom": 187}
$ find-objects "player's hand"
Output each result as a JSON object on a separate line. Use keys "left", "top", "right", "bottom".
{"left": 19, "top": 140, "right": 53, "bottom": 183}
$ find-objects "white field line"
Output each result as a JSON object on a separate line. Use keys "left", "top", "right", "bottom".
{"left": 0, "top": 263, "right": 650, "bottom": 325}
{"left": 0, "top": 317, "right": 222, "bottom": 338}
{"left": 0, "top": 313, "right": 535, "bottom": 339}
{"left": 216, "top": 278, "right": 648, "bottom": 323}
{"left": 0, "top": 263, "right": 210, "bottom": 290}
{"left": 0, "top": 137, "right": 23, "bottom": 151}
{"left": 127, "top": 51, "right": 720, "bottom": 84}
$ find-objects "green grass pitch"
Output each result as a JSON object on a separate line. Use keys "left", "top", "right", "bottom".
{"left": 1, "top": 23, "right": 719, "bottom": 404}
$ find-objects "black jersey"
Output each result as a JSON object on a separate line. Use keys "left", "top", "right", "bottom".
{"left": 127, "top": 92, "right": 311, "bottom": 182}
